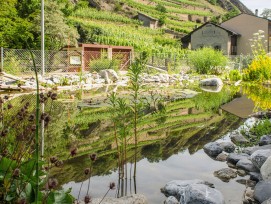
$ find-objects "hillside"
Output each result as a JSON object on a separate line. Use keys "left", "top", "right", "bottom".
{"left": 69, "top": 0, "right": 252, "bottom": 53}
{"left": 0, "top": 0, "right": 252, "bottom": 53}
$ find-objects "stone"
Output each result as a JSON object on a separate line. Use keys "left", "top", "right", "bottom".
{"left": 183, "top": 184, "right": 225, "bottom": 204}
{"left": 227, "top": 153, "right": 249, "bottom": 165}
{"left": 161, "top": 179, "right": 214, "bottom": 199}
{"left": 259, "top": 135, "right": 271, "bottom": 146}
{"left": 262, "top": 198, "right": 271, "bottom": 204}
{"left": 164, "top": 196, "right": 178, "bottom": 204}
{"left": 230, "top": 132, "right": 249, "bottom": 144}
{"left": 200, "top": 78, "right": 223, "bottom": 86}
{"left": 251, "top": 150, "right": 271, "bottom": 170}
{"left": 216, "top": 153, "right": 228, "bottom": 162}
{"left": 227, "top": 162, "right": 237, "bottom": 169}
{"left": 220, "top": 142, "right": 235, "bottom": 153}
{"left": 237, "top": 169, "right": 247, "bottom": 176}
{"left": 249, "top": 172, "right": 263, "bottom": 182}
{"left": 254, "top": 181, "right": 271, "bottom": 203}
{"left": 203, "top": 142, "right": 223, "bottom": 157}
{"left": 261, "top": 156, "right": 271, "bottom": 181}
{"left": 236, "top": 179, "right": 256, "bottom": 187}
{"left": 214, "top": 168, "right": 237, "bottom": 182}
{"left": 243, "top": 145, "right": 271, "bottom": 155}
{"left": 106, "top": 69, "right": 119, "bottom": 82}
{"left": 236, "top": 158, "right": 258, "bottom": 172}
{"left": 200, "top": 85, "right": 223, "bottom": 93}
{"left": 99, "top": 70, "right": 111, "bottom": 84}
{"left": 84, "top": 194, "right": 148, "bottom": 204}
{"left": 243, "top": 187, "right": 256, "bottom": 204}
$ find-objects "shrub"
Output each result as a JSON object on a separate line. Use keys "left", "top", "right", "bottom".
{"left": 155, "top": 4, "right": 167, "bottom": 13}
{"left": 243, "top": 55, "right": 271, "bottom": 81}
{"left": 229, "top": 69, "right": 241, "bottom": 81}
{"left": 90, "top": 58, "right": 121, "bottom": 72}
{"left": 187, "top": 47, "right": 228, "bottom": 74}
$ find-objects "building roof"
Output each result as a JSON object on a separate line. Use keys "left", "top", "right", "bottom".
{"left": 138, "top": 12, "right": 158, "bottom": 21}
{"left": 181, "top": 22, "right": 240, "bottom": 43}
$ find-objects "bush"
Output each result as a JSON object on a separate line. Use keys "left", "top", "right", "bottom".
{"left": 187, "top": 47, "right": 228, "bottom": 74}
{"left": 229, "top": 69, "right": 241, "bottom": 81}
{"left": 243, "top": 55, "right": 271, "bottom": 81}
{"left": 155, "top": 4, "right": 167, "bottom": 13}
{"left": 90, "top": 58, "right": 121, "bottom": 72}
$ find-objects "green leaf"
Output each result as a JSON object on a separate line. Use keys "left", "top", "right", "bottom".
{"left": 0, "top": 157, "right": 16, "bottom": 172}
{"left": 47, "top": 190, "right": 74, "bottom": 204}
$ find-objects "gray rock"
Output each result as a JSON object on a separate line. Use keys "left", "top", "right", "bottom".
{"left": 236, "top": 158, "right": 258, "bottom": 172}
{"left": 251, "top": 150, "right": 271, "bottom": 170}
{"left": 262, "top": 198, "right": 271, "bottom": 204}
{"left": 249, "top": 172, "right": 263, "bottom": 182}
{"left": 237, "top": 169, "right": 247, "bottom": 176}
{"left": 261, "top": 156, "right": 271, "bottom": 181}
{"left": 106, "top": 69, "right": 119, "bottom": 82}
{"left": 164, "top": 196, "right": 179, "bottom": 204}
{"left": 259, "top": 135, "right": 271, "bottom": 146}
{"left": 236, "top": 179, "right": 256, "bottom": 187}
{"left": 230, "top": 132, "right": 249, "bottom": 144}
{"left": 227, "top": 153, "right": 249, "bottom": 165}
{"left": 243, "top": 187, "right": 256, "bottom": 204}
{"left": 220, "top": 142, "right": 235, "bottom": 153}
{"left": 200, "top": 85, "right": 223, "bottom": 93}
{"left": 200, "top": 78, "right": 223, "bottom": 86}
{"left": 203, "top": 142, "right": 223, "bottom": 157}
{"left": 254, "top": 181, "right": 271, "bottom": 203}
{"left": 183, "top": 184, "right": 225, "bottom": 204}
{"left": 243, "top": 145, "right": 271, "bottom": 155}
{"left": 161, "top": 179, "right": 213, "bottom": 199}
{"left": 216, "top": 153, "right": 228, "bottom": 162}
{"left": 79, "top": 194, "right": 148, "bottom": 204}
{"left": 214, "top": 168, "right": 237, "bottom": 182}
{"left": 99, "top": 70, "right": 111, "bottom": 84}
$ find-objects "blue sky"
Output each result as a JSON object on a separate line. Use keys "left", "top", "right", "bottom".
{"left": 239, "top": 0, "right": 271, "bottom": 15}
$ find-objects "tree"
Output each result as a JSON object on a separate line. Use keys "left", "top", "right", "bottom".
{"left": 261, "top": 8, "right": 271, "bottom": 19}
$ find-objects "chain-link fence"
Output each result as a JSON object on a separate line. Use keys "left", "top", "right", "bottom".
{"left": 0, "top": 47, "right": 252, "bottom": 76}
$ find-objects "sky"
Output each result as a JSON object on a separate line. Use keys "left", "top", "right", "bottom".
{"left": 239, "top": 0, "right": 271, "bottom": 15}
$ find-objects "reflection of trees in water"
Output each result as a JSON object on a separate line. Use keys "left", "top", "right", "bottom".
{"left": 243, "top": 84, "right": 271, "bottom": 111}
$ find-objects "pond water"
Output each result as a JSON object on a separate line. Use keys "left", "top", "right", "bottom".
{"left": 6, "top": 83, "right": 271, "bottom": 203}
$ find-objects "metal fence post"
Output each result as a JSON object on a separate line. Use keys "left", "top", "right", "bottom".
{"left": 1, "top": 47, "right": 3, "bottom": 73}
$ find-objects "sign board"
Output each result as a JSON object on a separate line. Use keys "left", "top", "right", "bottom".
{"left": 70, "top": 56, "right": 81, "bottom": 65}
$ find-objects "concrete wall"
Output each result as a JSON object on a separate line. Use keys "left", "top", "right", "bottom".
{"left": 221, "top": 14, "right": 269, "bottom": 55}
{"left": 191, "top": 24, "right": 230, "bottom": 54}
{"left": 138, "top": 14, "right": 158, "bottom": 29}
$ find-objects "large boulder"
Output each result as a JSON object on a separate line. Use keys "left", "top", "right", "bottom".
{"left": 161, "top": 179, "right": 213, "bottom": 199}
{"left": 243, "top": 144, "right": 271, "bottom": 155}
{"left": 214, "top": 168, "right": 237, "bottom": 182}
{"left": 230, "top": 132, "right": 249, "bottom": 145}
{"left": 262, "top": 198, "right": 271, "bottom": 204}
{"left": 227, "top": 153, "right": 249, "bottom": 165}
{"left": 200, "top": 78, "right": 223, "bottom": 86}
{"left": 261, "top": 156, "right": 271, "bottom": 181}
{"left": 236, "top": 158, "right": 258, "bottom": 172}
{"left": 220, "top": 142, "right": 235, "bottom": 153}
{"left": 251, "top": 150, "right": 271, "bottom": 170}
{"left": 259, "top": 135, "right": 271, "bottom": 146}
{"left": 203, "top": 142, "right": 223, "bottom": 157}
{"left": 254, "top": 181, "right": 271, "bottom": 203}
{"left": 249, "top": 172, "right": 263, "bottom": 182}
{"left": 183, "top": 184, "right": 225, "bottom": 204}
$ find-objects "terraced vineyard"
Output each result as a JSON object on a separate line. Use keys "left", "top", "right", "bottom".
{"left": 69, "top": 0, "right": 230, "bottom": 53}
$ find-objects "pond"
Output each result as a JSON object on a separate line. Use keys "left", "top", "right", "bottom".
{"left": 5, "top": 83, "right": 271, "bottom": 203}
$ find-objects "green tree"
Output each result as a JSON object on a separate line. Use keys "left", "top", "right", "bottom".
{"left": 261, "top": 8, "right": 271, "bottom": 19}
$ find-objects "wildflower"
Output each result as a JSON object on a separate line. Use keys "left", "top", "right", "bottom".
{"left": 50, "top": 156, "right": 58, "bottom": 164}
{"left": 70, "top": 147, "right": 77, "bottom": 157}
{"left": 84, "top": 168, "right": 91, "bottom": 175}
{"left": 51, "top": 93, "right": 57, "bottom": 100}
{"left": 109, "top": 182, "right": 116, "bottom": 190}
{"left": 47, "top": 178, "right": 58, "bottom": 189}
{"left": 89, "top": 153, "right": 97, "bottom": 161}
{"left": 12, "top": 168, "right": 20, "bottom": 178}
{"left": 84, "top": 195, "right": 91, "bottom": 204}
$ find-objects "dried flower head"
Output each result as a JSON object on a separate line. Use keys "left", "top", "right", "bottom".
{"left": 1, "top": 129, "right": 8, "bottom": 137}
{"left": 84, "top": 168, "right": 91, "bottom": 175}
{"left": 40, "top": 112, "right": 48, "bottom": 120}
{"left": 28, "top": 114, "right": 35, "bottom": 122}
{"left": 89, "top": 153, "right": 97, "bottom": 162}
{"left": 47, "top": 91, "right": 52, "bottom": 97}
{"left": 50, "top": 156, "right": 58, "bottom": 164}
{"left": 51, "top": 93, "right": 57, "bottom": 100}
{"left": 4, "top": 95, "right": 9, "bottom": 100}
{"left": 84, "top": 195, "right": 91, "bottom": 204}
{"left": 7, "top": 103, "right": 13, "bottom": 109}
{"left": 48, "top": 178, "right": 58, "bottom": 189}
{"left": 0, "top": 97, "right": 3, "bottom": 104}
{"left": 13, "top": 168, "right": 20, "bottom": 178}
{"left": 70, "top": 147, "right": 77, "bottom": 157}
{"left": 55, "top": 160, "right": 63, "bottom": 167}
{"left": 109, "top": 182, "right": 116, "bottom": 190}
